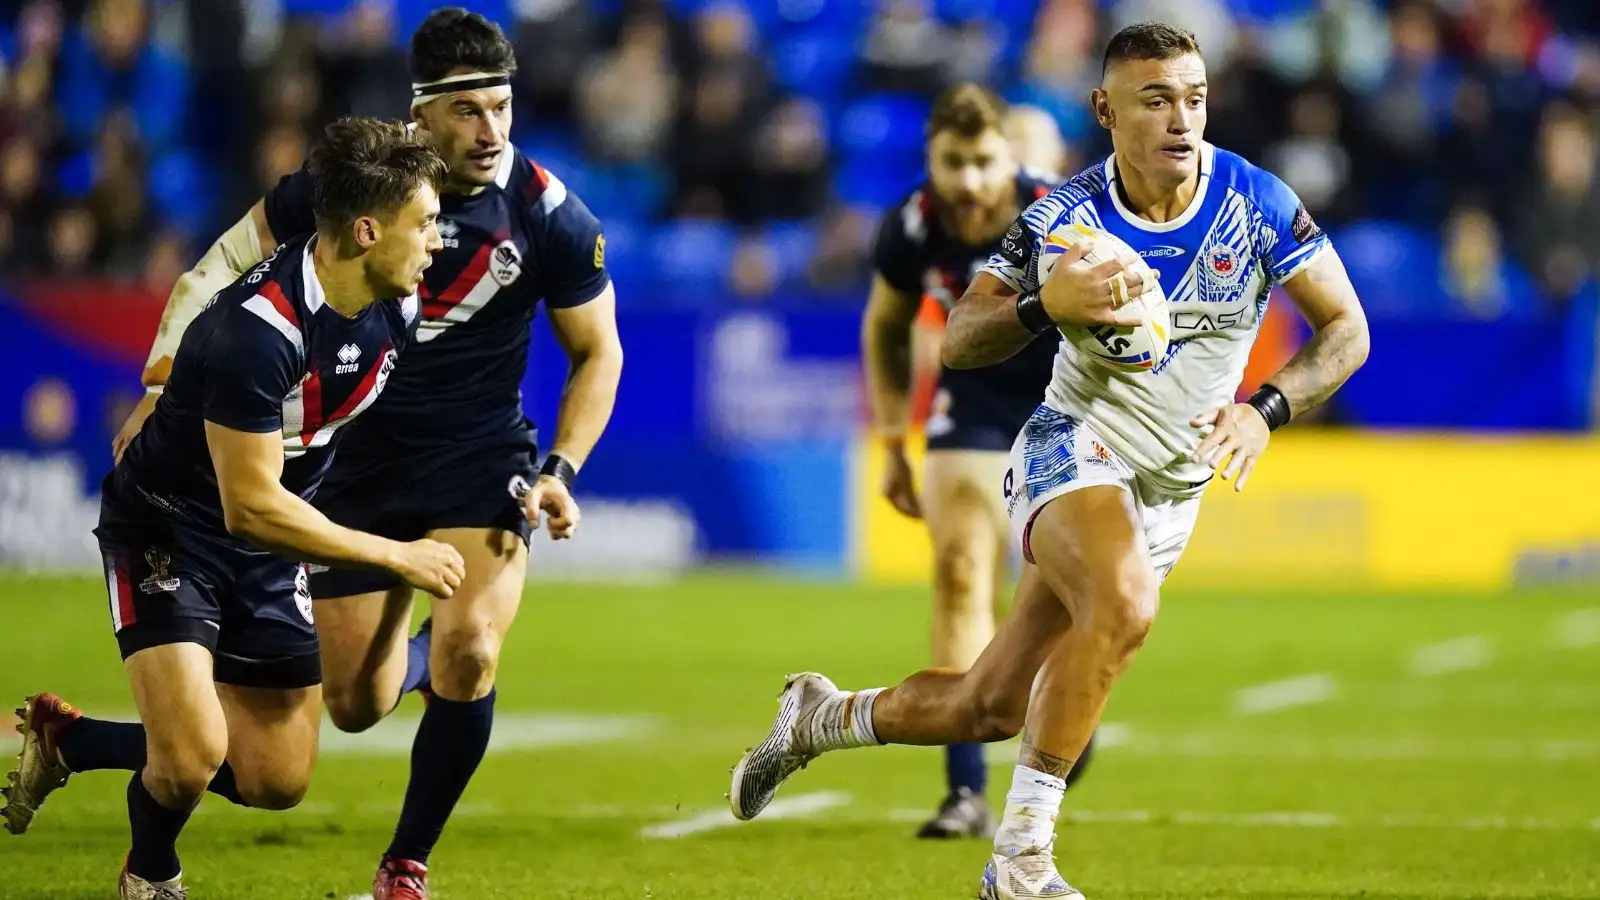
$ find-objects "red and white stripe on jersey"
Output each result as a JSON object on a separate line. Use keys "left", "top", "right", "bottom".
{"left": 529, "top": 161, "right": 568, "bottom": 215}
{"left": 901, "top": 190, "right": 930, "bottom": 244}
{"left": 416, "top": 232, "right": 506, "bottom": 343}
{"left": 279, "top": 343, "right": 396, "bottom": 460}
{"left": 105, "top": 554, "right": 135, "bottom": 631}
{"left": 242, "top": 280, "right": 305, "bottom": 355}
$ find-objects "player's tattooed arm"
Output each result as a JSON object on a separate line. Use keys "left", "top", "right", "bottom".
{"left": 1018, "top": 730, "right": 1078, "bottom": 780}
{"left": 861, "top": 276, "right": 922, "bottom": 438}
{"left": 1271, "top": 249, "right": 1371, "bottom": 420}
{"left": 941, "top": 272, "right": 1036, "bottom": 369}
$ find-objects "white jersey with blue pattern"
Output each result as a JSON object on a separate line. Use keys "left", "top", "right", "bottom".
{"left": 980, "top": 142, "right": 1332, "bottom": 496}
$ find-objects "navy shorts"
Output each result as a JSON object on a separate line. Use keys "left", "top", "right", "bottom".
{"left": 94, "top": 484, "right": 321, "bottom": 690}
{"left": 308, "top": 435, "right": 536, "bottom": 598}
{"left": 925, "top": 369, "right": 1043, "bottom": 453}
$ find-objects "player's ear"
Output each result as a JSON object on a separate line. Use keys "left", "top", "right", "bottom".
{"left": 352, "top": 214, "right": 380, "bottom": 251}
{"left": 1091, "top": 89, "right": 1114, "bottom": 130}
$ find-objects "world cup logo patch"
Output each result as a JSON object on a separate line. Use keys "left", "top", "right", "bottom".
{"left": 490, "top": 240, "right": 523, "bottom": 287}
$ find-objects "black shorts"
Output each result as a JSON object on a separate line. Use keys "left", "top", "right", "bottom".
{"left": 94, "top": 486, "right": 321, "bottom": 690}
{"left": 308, "top": 435, "right": 536, "bottom": 598}
{"left": 924, "top": 368, "right": 1043, "bottom": 453}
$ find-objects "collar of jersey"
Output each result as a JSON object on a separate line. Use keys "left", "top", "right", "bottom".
{"left": 1103, "top": 141, "right": 1214, "bottom": 234}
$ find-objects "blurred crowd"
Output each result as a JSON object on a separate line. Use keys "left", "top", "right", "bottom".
{"left": 2, "top": 0, "right": 1600, "bottom": 314}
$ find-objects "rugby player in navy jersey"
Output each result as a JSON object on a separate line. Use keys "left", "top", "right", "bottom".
{"left": 104, "top": 9, "right": 622, "bottom": 898}
{"left": 864, "top": 84, "right": 1094, "bottom": 839}
{"left": 2, "top": 118, "right": 458, "bottom": 899}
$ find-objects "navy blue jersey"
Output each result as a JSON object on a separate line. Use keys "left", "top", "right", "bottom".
{"left": 263, "top": 146, "right": 610, "bottom": 450}
{"left": 115, "top": 233, "right": 421, "bottom": 530}
{"left": 872, "top": 171, "right": 1061, "bottom": 446}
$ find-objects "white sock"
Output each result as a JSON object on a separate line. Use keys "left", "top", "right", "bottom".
{"left": 805, "top": 687, "right": 884, "bottom": 752}
{"left": 993, "top": 764, "right": 1066, "bottom": 854}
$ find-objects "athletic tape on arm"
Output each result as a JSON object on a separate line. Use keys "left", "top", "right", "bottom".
{"left": 145, "top": 210, "right": 266, "bottom": 376}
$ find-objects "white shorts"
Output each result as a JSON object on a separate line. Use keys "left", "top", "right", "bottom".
{"left": 1003, "top": 405, "right": 1201, "bottom": 583}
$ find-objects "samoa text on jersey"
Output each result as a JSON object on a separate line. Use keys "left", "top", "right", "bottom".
{"left": 113, "top": 233, "right": 421, "bottom": 530}
{"left": 263, "top": 147, "right": 610, "bottom": 450}
{"left": 981, "top": 142, "right": 1332, "bottom": 494}
{"left": 871, "top": 171, "right": 1061, "bottom": 448}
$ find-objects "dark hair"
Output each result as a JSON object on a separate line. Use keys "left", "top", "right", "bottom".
{"left": 410, "top": 7, "right": 517, "bottom": 83}
{"left": 927, "top": 83, "right": 1009, "bottom": 140}
{"left": 307, "top": 117, "right": 448, "bottom": 233}
{"left": 1102, "top": 21, "right": 1202, "bottom": 74}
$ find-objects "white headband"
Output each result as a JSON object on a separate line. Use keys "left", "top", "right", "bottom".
{"left": 410, "top": 71, "right": 511, "bottom": 112}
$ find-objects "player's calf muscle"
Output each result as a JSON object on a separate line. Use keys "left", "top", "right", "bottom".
{"left": 125, "top": 645, "right": 228, "bottom": 804}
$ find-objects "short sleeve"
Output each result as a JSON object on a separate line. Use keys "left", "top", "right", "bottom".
{"left": 979, "top": 210, "right": 1046, "bottom": 294}
{"left": 1253, "top": 170, "right": 1332, "bottom": 284}
{"left": 262, "top": 166, "right": 316, "bottom": 245}
{"left": 201, "top": 311, "right": 301, "bottom": 434}
{"left": 539, "top": 188, "right": 612, "bottom": 309}
{"left": 870, "top": 206, "right": 924, "bottom": 295}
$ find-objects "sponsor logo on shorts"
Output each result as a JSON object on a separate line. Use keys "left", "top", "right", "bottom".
{"left": 139, "top": 549, "right": 181, "bottom": 595}
{"left": 1086, "top": 441, "right": 1113, "bottom": 467}
{"left": 293, "top": 565, "right": 314, "bottom": 624}
{"left": 507, "top": 474, "right": 532, "bottom": 502}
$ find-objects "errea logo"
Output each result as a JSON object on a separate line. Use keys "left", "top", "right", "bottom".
{"left": 335, "top": 343, "right": 362, "bottom": 374}
{"left": 437, "top": 218, "right": 461, "bottom": 249}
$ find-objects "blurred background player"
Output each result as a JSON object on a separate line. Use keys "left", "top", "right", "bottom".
{"left": 3, "top": 117, "right": 460, "bottom": 900}
{"left": 863, "top": 83, "right": 1096, "bottom": 840}
{"left": 732, "top": 22, "right": 1370, "bottom": 899}
{"left": 107, "top": 8, "right": 623, "bottom": 899}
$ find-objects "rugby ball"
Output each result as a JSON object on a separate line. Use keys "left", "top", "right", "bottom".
{"left": 1035, "top": 221, "right": 1170, "bottom": 372}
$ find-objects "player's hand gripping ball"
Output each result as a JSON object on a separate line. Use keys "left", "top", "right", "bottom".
{"left": 1035, "top": 221, "right": 1171, "bottom": 372}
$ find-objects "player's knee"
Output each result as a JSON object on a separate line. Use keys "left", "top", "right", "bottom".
{"left": 235, "top": 771, "right": 311, "bottom": 811}
{"left": 434, "top": 627, "right": 501, "bottom": 698}
{"left": 1094, "top": 571, "right": 1158, "bottom": 661}
{"left": 964, "top": 674, "right": 1028, "bottom": 743}
{"left": 322, "top": 687, "right": 385, "bottom": 734}
{"left": 931, "top": 544, "right": 986, "bottom": 609}
{"left": 143, "top": 747, "right": 225, "bottom": 807}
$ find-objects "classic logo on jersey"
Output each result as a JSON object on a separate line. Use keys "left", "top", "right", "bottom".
{"left": 998, "top": 219, "right": 1032, "bottom": 268}
{"left": 593, "top": 233, "right": 606, "bottom": 269}
{"left": 1141, "top": 245, "right": 1185, "bottom": 259}
{"left": 335, "top": 343, "right": 362, "bottom": 375}
{"left": 438, "top": 218, "right": 461, "bottom": 249}
{"left": 1291, "top": 204, "right": 1322, "bottom": 244}
{"left": 139, "top": 549, "right": 180, "bottom": 595}
{"left": 489, "top": 240, "right": 523, "bottom": 287}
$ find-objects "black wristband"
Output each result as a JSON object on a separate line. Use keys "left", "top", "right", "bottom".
{"left": 1247, "top": 384, "right": 1292, "bottom": 431}
{"left": 1015, "top": 291, "right": 1054, "bottom": 336}
{"left": 539, "top": 453, "right": 577, "bottom": 488}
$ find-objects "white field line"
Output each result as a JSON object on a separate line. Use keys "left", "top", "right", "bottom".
{"left": 1, "top": 712, "right": 655, "bottom": 755}
{"left": 1409, "top": 636, "right": 1495, "bottom": 676}
{"left": 638, "top": 790, "right": 851, "bottom": 839}
{"left": 1556, "top": 608, "right": 1600, "bottom": 648}
{"left": 1233, "top": 674, "right": 1337, "bottom": 715}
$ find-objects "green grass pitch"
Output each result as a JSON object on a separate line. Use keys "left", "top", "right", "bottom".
{"left": 1, "top": 572, "right": 1596, "bottom": 899}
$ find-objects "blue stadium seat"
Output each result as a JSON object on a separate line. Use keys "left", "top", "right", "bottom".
{"left": 147, "top": 149, "right": 217, "bottom": 237}
{"left": 763, "top": 220, "right": 821, "bottom": 284}
{"left": 834, "top": 154, "right": 920, "bottom": 209}
{"left": 936, "top": 0, "right": 1038, "bottom": 25}
{"left": 649, "top": 220, "right": 738, "bottom": 307}
{"left": 835, "top": 94, "right": 932, "bottom": 159}
{"left": 772, "top": 0, "right": 871, "bottom": 33}
{"left": 772, "top": 34, "right": 856, "bottom": 101}
{"left": 55, "top": 153, "right": 95, "bottom": 201}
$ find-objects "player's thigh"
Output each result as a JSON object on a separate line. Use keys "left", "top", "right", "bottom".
{"left": 1027, "top": 485, "right": 1159, "bottom": 640}
{"left": 314, "top": 583, "right": 416, "bottom": 724}
{"left": 123, "top": 642, "right": 228, "bottom": 793}
{"left": 424, "top": 526, "right": 528, "bottom": 687}
{"left": 215, "top": 683, "right": 323, "bottom": 810}
{"left": 922, "top": 449, "right": 1010, "bottom": 567}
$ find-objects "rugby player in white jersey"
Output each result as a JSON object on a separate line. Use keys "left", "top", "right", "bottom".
{"left": 729, "top": 22, "right": 1370, "bottom": 899}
